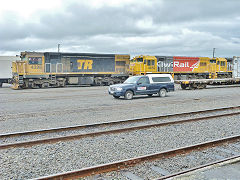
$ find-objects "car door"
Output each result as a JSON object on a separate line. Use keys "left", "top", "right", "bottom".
{"left": 135, "top": 77, "right": 151, "bottom": 95}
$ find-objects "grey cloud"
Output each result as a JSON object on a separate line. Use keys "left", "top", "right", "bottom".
{"left": 0, "top": 0, "right": 240, "bottom": 56}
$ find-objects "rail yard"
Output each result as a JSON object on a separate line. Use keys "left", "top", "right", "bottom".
{"left": 1, "top": 84, "right": 240, "bottom": 179}
{"left": 2, "top": 0, "right": 240, "bottom": 179}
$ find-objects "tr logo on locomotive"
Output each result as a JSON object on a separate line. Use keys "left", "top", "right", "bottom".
{"left": 77, "top": 60, "right": 93, "bottom": 70}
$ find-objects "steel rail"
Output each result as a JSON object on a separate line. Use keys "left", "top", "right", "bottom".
{"left": 1, "top": 105, "right": 240, "bottom": 139}
{"left": 157, "top": 155, "right": 240, "bottom": 180}
{"left": 34, "top": 135, "right": 240, "bottom": 180}
{"left": 0, "top": 110, "right": 240, "bottom": 150}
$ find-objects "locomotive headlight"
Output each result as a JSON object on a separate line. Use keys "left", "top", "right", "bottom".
{"left": 116, "top": 87, "right": 123, "bottom": 91}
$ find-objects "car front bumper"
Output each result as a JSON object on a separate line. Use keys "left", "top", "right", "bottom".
{"left": 108, "top": 90, "right": 125, "bottom": 96}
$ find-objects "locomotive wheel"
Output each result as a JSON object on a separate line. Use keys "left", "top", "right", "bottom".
{"left": 188, "top": 84, "right": 194, "bottom": 90}
{"left": 180, "top": 84, "right": 187, "bottom": 90}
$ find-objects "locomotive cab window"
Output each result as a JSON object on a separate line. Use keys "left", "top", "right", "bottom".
{"left": 28, "top": 57, "right": 42, "bottom": 65}
{"left": 152, "top": 60, "right": 155, "bottom": 65}
{"left": 137, "top": 58, "right": 143, "bottom": 62}
{"left": 147, "top": 60, "right": 155, "bottom": 66}
{"left": 220, "top": 61, "right": 226, "bottom": 66}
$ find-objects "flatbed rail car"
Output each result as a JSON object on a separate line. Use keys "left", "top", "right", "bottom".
{"left": 175, "top": 78, "right": 240, "bottom": 89}
{"left": 12, "top": 52, "right": 130, "bottom": 89}
{"left": 176, "top": 56, "right": 240, "bottom": 89}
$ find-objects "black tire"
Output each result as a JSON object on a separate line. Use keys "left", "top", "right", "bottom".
{"left": 148, "top": 94, "right": 153, "bottom": 97}
{"left": 113, "top": 95, "right": 120, "bottom": 99}
{"left": 180, "top": 84, "right": 187, "bottom": 90}
{"left": 124, "top": 90, "right": 133, "bottom": 100}
{"left": 159, "top": 88, "right": 167, "bottom": 97}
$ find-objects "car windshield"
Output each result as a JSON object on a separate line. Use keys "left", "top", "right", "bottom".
{"left": 124, "top": 76, "right": 141, "bottom": 84}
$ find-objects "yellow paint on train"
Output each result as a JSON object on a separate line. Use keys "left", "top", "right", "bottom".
{"left": 77, "top": 60, "right": 93, "bottom": 70}
{"left": 130, "top": 55, "right": 230, "bottom": 79}
{"left": 11, "top": 52, "right": 130, "bottom": 89}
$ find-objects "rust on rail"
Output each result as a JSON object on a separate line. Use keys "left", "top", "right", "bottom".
{"left": 35, "top": 135, "right": 240, "bottom": 180}
{"left": 1, "top": 105, "right": 240, "bottom": 139}
{"left": 1, "top": 111, "right": 240, "bottom": 150}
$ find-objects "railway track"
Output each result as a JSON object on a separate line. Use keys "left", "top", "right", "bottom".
{"left": 1, "top": 105, "right": 240, "bottom": 149}
{"left": 35, "top": 135, "right": 240, "bottom": 180}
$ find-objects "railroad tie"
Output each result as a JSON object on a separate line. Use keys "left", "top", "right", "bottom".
{"left": 215, "top": 147, "right": 239, "bottom": 156}
{"left": 151, "top": 165, "right": 170, "bottom": 176}
{"left": 122, "top": 171, "right": 144, "bottom": 180}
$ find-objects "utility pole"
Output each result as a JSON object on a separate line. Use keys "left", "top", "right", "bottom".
{"left": 213, "top": 48, "right": 216, "bottom": 58}
{"left": 58, "top": 44, "right": 60, "bottom": 52}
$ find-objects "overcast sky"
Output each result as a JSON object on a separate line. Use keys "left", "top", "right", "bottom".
{"left": 0, "top": 0, "right": 239, "bottom": 57}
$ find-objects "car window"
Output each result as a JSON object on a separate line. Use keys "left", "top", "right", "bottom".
{"left": 152, "top": 77, "right": 171, "bottom": 82}
{"left": 138, "top": 77, "right": 150, "bottom": 84}
{"left": 124, "top": 76, "right": 140, "bottom": 84}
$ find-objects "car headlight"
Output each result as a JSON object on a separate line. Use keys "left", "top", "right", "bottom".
{"left": 116, "top": 87, "right": 123, "bottom": 91}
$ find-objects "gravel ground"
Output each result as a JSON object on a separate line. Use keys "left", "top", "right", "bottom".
{"left": 1, "top": 85, "right": 240, "bottom": 179}
{"left": 0, "top": 114, "right": 240, "bottom": 179}
{"left": 1, "top": 84, "right": 240, "bottom": 134}
{"left": 1, "top": 109, "right": 240, "bottom": 144}
{"left": 97, "top": 142, "right": 240, "bottom": 180}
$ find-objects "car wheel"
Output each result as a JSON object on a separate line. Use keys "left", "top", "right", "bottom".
{"left": 159, "top": 88, "right": 167, "bottom": 97}
{"left": 148, "top": 94, "right": 153, "bottom": 97}
{"left": 124, "top": 90, "right": 133, "bottom": 100}
{"left": 113, "top": 95, "right": 120, "bottom": 99}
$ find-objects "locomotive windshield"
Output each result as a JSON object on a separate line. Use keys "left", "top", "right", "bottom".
{"left": 136, "top": 58, "right": 143, "bottom": 62}
{"left": 28, "top": 57, "right": 42, "bottom": 65}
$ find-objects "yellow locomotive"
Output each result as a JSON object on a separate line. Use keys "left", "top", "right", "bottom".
{"left": 12, "top": 52, "right": 130, "bottom": 89}
{"left": 129, "top": 55, "right": 231, "bottom": 80}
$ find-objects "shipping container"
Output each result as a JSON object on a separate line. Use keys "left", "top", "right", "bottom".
{"left": 0, "top": 56, "right": 20, "bottom": 87}
{"left": 233, "top": 56, "right": 240, "bottom": 78}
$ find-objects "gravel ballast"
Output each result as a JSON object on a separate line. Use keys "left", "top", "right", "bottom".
{"left": 1, "top": 85, "right": 240, "bottom": 179}
{"left": 98, "top": 142, "right": 240, "bottom": 180}
{"left": 1, "top": 114, "right": 240, "bottom": 179}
